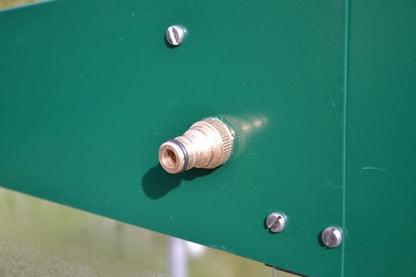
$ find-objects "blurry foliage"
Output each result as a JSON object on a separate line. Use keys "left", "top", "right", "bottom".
{"left": 0, "top": 0, "right": 41, "bottom": 9}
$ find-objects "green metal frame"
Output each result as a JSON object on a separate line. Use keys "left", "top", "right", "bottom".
{"left": 0, "top": 0, "right": 415, "bottom": 276}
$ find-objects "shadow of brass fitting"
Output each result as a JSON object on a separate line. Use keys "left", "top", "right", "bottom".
{"left": 159, "top": 118, "right": 234, "bottom": 174}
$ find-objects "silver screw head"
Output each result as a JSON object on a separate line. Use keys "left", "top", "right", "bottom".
{"left": 166, "top": 25, "right": 186, "bottom": 46}
{"left": 321, "top": 226, "right": 343, "bottom": 248}
{"left": 266, "top": 212, "right": 286, "bottom": 233}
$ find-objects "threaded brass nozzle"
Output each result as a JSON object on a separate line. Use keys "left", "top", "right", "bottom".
{"left": 159, "top": 118, "right": 234, "bottom": 174}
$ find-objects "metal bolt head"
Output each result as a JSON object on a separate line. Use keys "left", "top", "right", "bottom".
{"left": 266, "top": 212, "right": 286, "bottom": 233}
{"left": 166, "top": 25, "right": 186, "bottom": 46}
{"left": 321, "top": 226, "right": 343, "bottom": 248}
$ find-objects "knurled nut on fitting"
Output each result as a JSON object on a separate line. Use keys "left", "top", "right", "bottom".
{"left": 198, "top": 118, "right": 234, "bottom": 167}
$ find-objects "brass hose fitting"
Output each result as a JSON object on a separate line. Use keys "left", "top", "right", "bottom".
{"left": 159, "top": 118, "right": 234, "bottom": 174}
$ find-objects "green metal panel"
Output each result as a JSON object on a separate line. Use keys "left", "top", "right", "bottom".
{"left": 1, "top": 0, "right": 415, "bottom": 276}
{"left": 345, "top": 0, "right": 416, "bottom": 275}
{"left": 0, "top": 1, "right": 345, "bottom": 275}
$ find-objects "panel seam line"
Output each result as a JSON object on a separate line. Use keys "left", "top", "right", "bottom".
{"left": 341, "top": 0, "right": 350, "bottom": 276}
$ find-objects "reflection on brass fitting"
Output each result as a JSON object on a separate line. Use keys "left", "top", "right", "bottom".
{"left": 159, "top": 118, "right": 234, "bottom": 174}
{"left": 219, "top": 114, "right": 268, "bottom": 156}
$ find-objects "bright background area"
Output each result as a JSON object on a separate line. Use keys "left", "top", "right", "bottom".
{"left": 0, "top": 0, "right": 40, "bottom": 9}
{"left": 0, "top": 187, "right": 295, "bottom": 276}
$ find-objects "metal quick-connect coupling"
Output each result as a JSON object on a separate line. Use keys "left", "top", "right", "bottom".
{"left": 159, "top": 118, "right": 234, "bottom": 174}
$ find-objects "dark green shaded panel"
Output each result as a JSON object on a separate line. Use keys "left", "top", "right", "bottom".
{"left": 346, "top": 0, "right": 416, "bottom": 276}
{"left": 0, "top": 1, "right": 345, "bottom": 275}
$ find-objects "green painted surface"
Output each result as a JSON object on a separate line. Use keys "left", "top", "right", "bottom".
{"left": 345, "top": 0, "right": 416, "bottom": 276}
{"left": 0, "top": 1, "right": 345, "bottom": 275}
{"left": 1, "top": 0, "right": 414, "bottom": 276}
